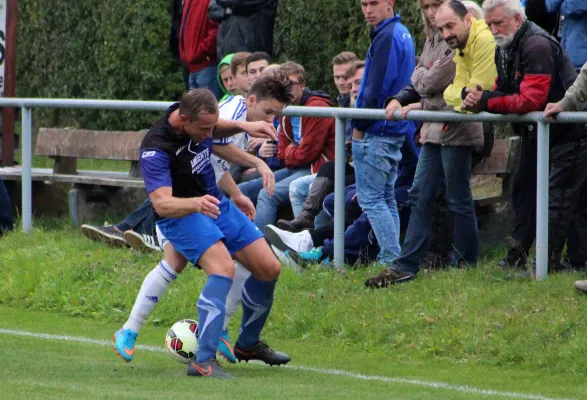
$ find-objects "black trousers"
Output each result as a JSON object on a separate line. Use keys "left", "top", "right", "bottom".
{"left": 505, "top": 136, "right": 537, "bottom": 265}
{"left": 548, "top": 138, "right": 587, "bottom": 266}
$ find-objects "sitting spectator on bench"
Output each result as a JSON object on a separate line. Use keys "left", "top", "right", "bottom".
{"left": 332, "top": 51, "right": 358, "bottom": 108}
{"left": 218, "top": 53, "right": 237, "bottom": 102}
{"left": 265, "top": 124, "right": 419, "bottom": 268}
{"left": 0, "top": 177, "right": 13, "bottom": 238}
{"left": 239, "top": 61, "right": 335, "bottom": 232}
{"left": 278, "top": 60, "right": 365, "bottom": 233}
{"left": 365, "top": 0, "right": 497, "bottom": 288}
{"left": 230, "top": 52, "right": 252, "bottom": 96}
{"left": 463, "top": 0, "right": 587, "bottom": 275}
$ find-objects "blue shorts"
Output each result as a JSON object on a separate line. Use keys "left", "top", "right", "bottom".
{"left": 156, "top": 197, "right": 263, "bottom": 267}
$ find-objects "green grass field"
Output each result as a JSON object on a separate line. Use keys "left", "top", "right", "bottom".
{"left": 1, "top": 221, "right": 586, "bottom": 399}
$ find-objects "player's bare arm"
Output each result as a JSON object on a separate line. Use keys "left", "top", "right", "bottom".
{"left": 149, "top": 186, "right": 221, "bottom": 219}
{"left": 214, "top": 118, "right": 277, "bottom": 140}
{"left": 217, "top": 173, "right": 256, "bottom": 220}
{"left": 212, "top": 143, "right": 275, "bottom": 196}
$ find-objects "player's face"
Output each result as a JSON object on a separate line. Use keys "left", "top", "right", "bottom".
{"left": 247, "top": 60, "right": 269, "bottom": 86}
{"left": 361, "top": 0, "right": 394, "bottom": 28}
{"left": 220, "top": 67, "right": 236, "bottom": 94}
{"left": 246, "top": 95, "right": 285, "bottom": 123}
{"left": 234, "top": 65, "right": 250, "bottom": 94}
{"left": 181, "top": 111, "right": 219, "bottom": 142}
{"left": 333, "top": 63, "right": 353, "bottom": 95}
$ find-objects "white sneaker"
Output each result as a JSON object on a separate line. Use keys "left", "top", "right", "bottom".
{"left": 264, "top": 225, "right": 314, "bottom": 253}
{"left": 123, "top": 231, "right": 162, "bottom": 253}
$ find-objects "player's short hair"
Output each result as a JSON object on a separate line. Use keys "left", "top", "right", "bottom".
{"left": 331, "top": 51, "right": 358, "bottom": 66}
{"left": 230, "top": 52, "right": 252, "bottom": 76}
{"left": 344, "top": 60, "right": 366, "bottom": 80}
{"left": 245, "top": 52, "right": 272, "bottom": 71}
{"left": 179, "top": 89, "right": 218, "bottom": 121}
{"left": 280, "top": 61, "right": 306, "bottom": 84}
{"left": 444, "top": 0, "right": 469, "bottom": 20}
{"left": 247, "top": 73, "right": 294, "bottom": 105}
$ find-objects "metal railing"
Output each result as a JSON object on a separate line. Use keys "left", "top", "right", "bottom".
{"left": 2, "top": 97, "right": 587, "bottom": 280}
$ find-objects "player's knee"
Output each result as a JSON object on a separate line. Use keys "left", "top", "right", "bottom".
{"left": 262, "top": 257, "right": 281, "bottom": 280}
{"left": 217, "top": 260, "right": 236, "bottom": 279}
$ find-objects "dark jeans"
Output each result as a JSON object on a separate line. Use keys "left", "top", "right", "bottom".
{"left": 548, "top": 138, "right": 587, "bottom": 266}
{"left": 0, "top": 177, "right": 13, "bottom": 236}
{"left": 115, "top": 199, "right": 156, "bottom": 236}
{"left": 393, "top": 144, "right": 478, "bottom": 275}
{"left": 504, "top": 136, "right": 537, "bottom": 265}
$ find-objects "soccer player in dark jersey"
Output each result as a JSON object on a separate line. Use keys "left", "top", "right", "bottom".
{"left": 113, "top": 80, "right": 293, "bottom": 378}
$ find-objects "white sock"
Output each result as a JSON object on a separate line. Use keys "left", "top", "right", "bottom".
{"left": 123, "top": 261, "right": 178, "bottom": 333}
{"left": 223, "top": 261, "right": 251, "bottom": 330}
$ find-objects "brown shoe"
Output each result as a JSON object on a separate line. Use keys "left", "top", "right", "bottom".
{"left": 574, "top": 280, "right": 587, "bottom": 293}
{"left": 365, "top": 268, "right": 414, "bottom": 288}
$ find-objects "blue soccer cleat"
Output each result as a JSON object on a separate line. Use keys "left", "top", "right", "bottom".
{"left": 217, "top": 329, "right": 237, "bottom": 364}
{"left": 113, "top": 328, "right": 138, "bottom": 362}
{"left": 287, "top": 247, "right": 330, "bottom": 269}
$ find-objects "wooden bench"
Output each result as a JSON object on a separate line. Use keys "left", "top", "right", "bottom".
{"left": 471, "top": 136, "right": 520, "bottom": 209}
{"left": 0, "top": 128, "right": 147, "bottom": 226}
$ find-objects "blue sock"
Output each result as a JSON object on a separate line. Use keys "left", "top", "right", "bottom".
{"left": 237, "top": 276, "right": 276, "bottom": 348}
{"left": 195, "top": 274, "right": 233, "bottom": 363}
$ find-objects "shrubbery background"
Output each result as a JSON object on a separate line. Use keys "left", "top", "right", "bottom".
{"left": 17, "top": 0, "right": 424, "bottom": 130}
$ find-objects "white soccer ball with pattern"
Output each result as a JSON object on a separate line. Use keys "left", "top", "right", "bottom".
{"left": 164, "top": 319, "right": 198, "bottom": 364}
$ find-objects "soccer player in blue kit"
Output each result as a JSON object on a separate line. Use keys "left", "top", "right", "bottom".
{"left": 114, "top": 79, "right": 293, "bottom": 378}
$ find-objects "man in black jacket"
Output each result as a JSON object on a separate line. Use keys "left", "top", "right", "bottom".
{"left": 463, "top": 0, "right": 587, "bottom": 273}
{"left": 209, "top": 0, "right": 278, "bottom": 60}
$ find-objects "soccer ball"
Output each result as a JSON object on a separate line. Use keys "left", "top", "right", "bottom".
{"left": 165, "top": 319, "right": 198, "bottom": 364}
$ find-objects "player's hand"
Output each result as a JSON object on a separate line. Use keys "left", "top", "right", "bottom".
{"left": 193, "top": 195, "right": 221, "bottom": 219}
{"left": 244, "top": 121, "right": 278, "bottom": 141}
{"left": 232, "top": 194, "right": 256, "bottom": 220}
{"left": 385, "top": 99, "right": 402, "bottom": 121}
{"left": 461, "top": 85, "right": 484, "bottom": 112}
{"left": 258, "top": 140, "right": 278, "bottom": 158}
{"left": 544, "top": 103, "right": 563, "bottom": 121}
{"left": 247, "top": 137, "right": 265, "bottom": 152}
{"left": 256, "top": 162, "right": 275, "bottom": 197}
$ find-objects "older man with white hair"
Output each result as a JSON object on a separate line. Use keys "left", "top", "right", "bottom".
{"left": 462, "top": 0, "right": 587, "bottom": 276}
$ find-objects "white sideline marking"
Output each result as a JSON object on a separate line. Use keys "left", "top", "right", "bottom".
{"left": 0, "top": 328, "right": 572, "bottom": 400}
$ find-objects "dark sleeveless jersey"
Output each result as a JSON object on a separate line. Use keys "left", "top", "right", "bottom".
{"left": 139, "top": 103, "right": 221, "bottom": 200}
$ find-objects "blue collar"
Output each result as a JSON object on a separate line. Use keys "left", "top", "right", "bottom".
{"left": 371, "top": 14, "right": 400, "bottom": 38}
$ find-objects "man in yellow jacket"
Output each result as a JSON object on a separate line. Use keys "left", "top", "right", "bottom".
{"left": 365, "top": 0, "right": 497, "bottom": 288}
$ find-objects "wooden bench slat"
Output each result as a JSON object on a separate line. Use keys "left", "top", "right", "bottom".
{"left": 0, "top": 167, "right": 144, "bottom": 188}
{"left": 35, "top": 128, "right": 147, "bottom": 161}
{"left": 472, "top": 139, "right": 511, "bottom": 175}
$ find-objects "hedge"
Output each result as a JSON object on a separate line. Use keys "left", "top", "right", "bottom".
{"left": 16, "top": 0, "right": 424, "bottom": 131}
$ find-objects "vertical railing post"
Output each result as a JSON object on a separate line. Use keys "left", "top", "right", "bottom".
{"left": 333, "top": 117, "right": 347, "bottom": 271}
{"left": 535, "top": 121, "right": 550, "bottom": 280}
{"left": 21, "top": 106, "right": 32, "bottom": 233}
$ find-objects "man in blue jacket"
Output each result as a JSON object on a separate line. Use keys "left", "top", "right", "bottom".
{"left": 351, "top": 0, "right": 416, "bottom": 265}
{"left": 546, "top": 0, "right": 587, "bottom": 71}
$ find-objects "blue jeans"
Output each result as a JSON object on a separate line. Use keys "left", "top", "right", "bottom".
{"left": 189, "top": 65, "right": 220, "bottom": 99}
{"left": 115, "top": 198, "right": 155, "bottom": 235}
{"left": 352, "top": 134, "right": 405, "bottom": 264}
{"left": 393, "top": 143, "right": 479, "bottom": 275}
{"left": 238, "top": 168, "right": 310, "bottom": 231}
{"left": 0, "top": 177, "right": 13, "bottom": 235}
{"left": 289, "top": 173, "right": 317, "bottom": 216}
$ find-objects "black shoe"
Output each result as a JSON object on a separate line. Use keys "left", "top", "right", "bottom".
{"left": 80, "top": 224, "right": 127, "bottom": 248}
{"left": 187, "top": 358, "right": 234, "bottom": 379}
{"left": 234, "top": 341, "right": 291, "bottom": 366}
{"left": 276, "top": 217, "right": 314, "bottom": 233}
{"left": 364, "top": 268, "right": 414, "bottom": 288}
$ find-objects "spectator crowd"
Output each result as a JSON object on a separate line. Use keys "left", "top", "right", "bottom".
{"left": 14, "top": 0, "right": 585, "bottom": 293}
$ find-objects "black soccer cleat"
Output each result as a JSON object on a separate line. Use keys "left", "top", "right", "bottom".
{"left": 234, "top": 341, "right": 291, "bottom": 366}
{"left": 187, "top": 358, "right": 235, "bottom": 379}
